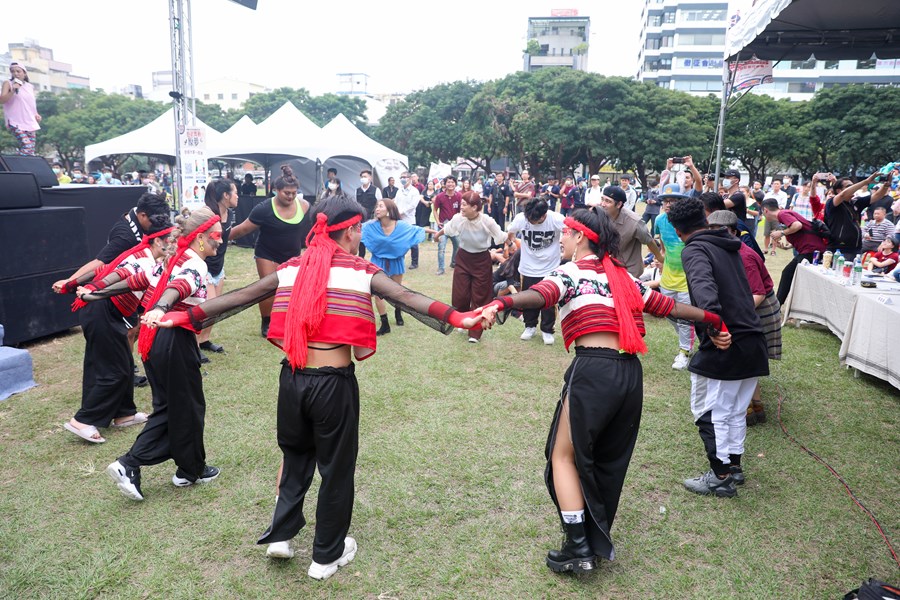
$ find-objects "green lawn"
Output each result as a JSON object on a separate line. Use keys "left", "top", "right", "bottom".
{"left": 0, "top": 238, "right": 897, "bottom": 599}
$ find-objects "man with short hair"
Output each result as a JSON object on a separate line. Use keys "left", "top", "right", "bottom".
{"left": 642, "top": 180, "right": 661, "bottom": 230}
{"left": 512, "top": 170, "right": 535, "bottom": 215}
{"left": 52, "top": 161, "right": 71, "bottom": 184}
{"left": 71, "top": 166, "right": 87, "bottom": 184}
{"left": 395, "top": 171, "right": 422, "bottom": 268}
{"left": 763, "top": 199, "right": 827, "bottom": 304}
{"left": 825, "top": 173, "right": 889, "bottom": 262}
{"left": 619, "top": 175, "right": 638, "bottom": 211}
{"left": 97, "top": 166, "right": 122, "bottom": 186}
{"left": 506, "top": 196, "right": 565, "bottom": 345}
{"left": 382, "top": 176, "right": 397, "bottom": 199}
{"left": 356, "top": 169, "right": 382, "bottom": 258}
{"left": 321, "top": 168, "right": 338, "bottom": 199}
{"left": 598, "top": 186, "right": 664, "bottom": 277}
{"left": 862, "top": 206, "right": 893, "bottom": 253}
{"left": 484, "top": 172, "right": 513, "bottom": 229}
{"left": 667, "top": 197, "right": 769, "bottom": 498}
{"left": 432, "top": 175, "right": 461, "bottom": 275}
{"left": 410, "top": 172, "right": 425, "bottom": 194}
{"left": 761, "top": 179, "right": 788, "bottom": 255}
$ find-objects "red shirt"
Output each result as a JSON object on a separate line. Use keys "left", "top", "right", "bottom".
{"left": 778, "top": 209, "right": 826, "bottom": 255}
{"left": 433, "top": 191, "right": 461, "bottom": 225}
{"left": 873, "top": 251, "right": 899, "bottom": 273}
{"left": 738, "top": 242, "right": 773, "bottom": 296}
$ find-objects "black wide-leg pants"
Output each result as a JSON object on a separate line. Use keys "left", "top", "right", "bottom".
{"left": 120, "top": 327, "right": 207, "bottom": 479}
{"left": 545, "top": 347, "right": 643, "bottom": 561}
{"left": 75, "top": 300, "right": 137, "bottom": 427}
{"left": 258, "top": 361, "right": 359, "bottom": 565}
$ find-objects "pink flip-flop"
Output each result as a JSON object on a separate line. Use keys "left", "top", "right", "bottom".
{"left": 63, "top": 422, "right": 106, "bottom": 444}
{"left": 111, "top": 413, "right": 149, "bottom": 428}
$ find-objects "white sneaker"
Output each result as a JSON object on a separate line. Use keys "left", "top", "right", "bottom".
{"left": 467, "top": 337, "right": 479, "bottom": 344}
{"left": 520, "top": 327, "right": 537, "bottom": 341}
{"left": 542, "top": 332, "right": 555, "bottom": 345}
{"left": 672, "top": 352, "right": 690, "bottom": 370}
{"left": 266, "top": 540, "right": 294, "bottom": 559}
{"left": 308, "top": 537, "right": 357, "bottom": 580}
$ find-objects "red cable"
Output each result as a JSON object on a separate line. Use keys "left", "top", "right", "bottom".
{"left": 775, "top": 384, "right": 900, "bottom": 570}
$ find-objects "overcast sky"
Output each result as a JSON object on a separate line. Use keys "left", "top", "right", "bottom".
{"left": 1, "top": 1, "right": 643, "bottom": 97}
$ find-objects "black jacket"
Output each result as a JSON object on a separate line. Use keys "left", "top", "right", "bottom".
{"left": 681, "top": 229, "right": 769, "bottom": 380}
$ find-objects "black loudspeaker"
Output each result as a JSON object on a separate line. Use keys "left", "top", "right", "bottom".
{"left": 0, "top": 155, "right": 58, "bottom": 188}
{"left": 0, "top": 268, "right": 81, "bottom": 345}
{"left": 0, "top": 172, "right": 42, "bottom": 209}
{"left": 233, "top": 195, "right": 264, "bottom": 248}
{"left": 0, "top": 206, "right": 89, "bottom": 279}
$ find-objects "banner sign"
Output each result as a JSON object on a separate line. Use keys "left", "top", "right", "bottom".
{"left": 727, "top": 59, "right": 774, "bottom": 92}
{"left": 179, "top": 127, "right": 209, "bottom": 209}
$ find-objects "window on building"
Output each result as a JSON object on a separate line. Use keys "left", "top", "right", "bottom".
{"left": 787, "top": 82, "right": 816, "bottom": 93}
{"left": 680, "top": 9, "right": 727, "bottom": 21}
{"left": 649, "top": 14, "right": 662, "bottom": 27}
{"left": 203, "top": 94, "right": 210, "bottom": 100}
{"left": 675, "top": 80, "right": 722, "bottom": 92}
{"left": 823, "top": 60, "right": 840, "bottom": 70}
{"left": 217, "top": 93, "right": 224, "bottom": 100}
{"left": 663, "top": 10, "right": 676, "bottom": 23}
{"left": 646, "top": 37, "right": 661, "bottom": 50}
{"left": 659, "top": 58, "right": 672, "bottom": 70}
{"left": 857, "top": 58, "right": 876, "bottom": 69}
{"left": 679, "top": 33, "right": 726, "bottom": 45}
{"left": 231, "top": 93, "right": 238, "bottom": 100}
{"left": 789, "top": 58, "right": 817, "bottom": 69}
{"left": 661, "top": 35, "right": 674, "bottom": 47}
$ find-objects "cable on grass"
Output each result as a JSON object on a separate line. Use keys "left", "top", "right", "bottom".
{"left": 775, "top": 383, "right": 900, "bottom": 570}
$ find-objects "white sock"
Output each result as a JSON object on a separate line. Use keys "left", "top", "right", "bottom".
{"left": 561, "top": 510, "right": 584, "bottom": 524}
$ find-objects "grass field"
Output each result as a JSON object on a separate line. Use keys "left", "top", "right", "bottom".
{"left": 1, "top": 238, "right": 898, "bottom": 599}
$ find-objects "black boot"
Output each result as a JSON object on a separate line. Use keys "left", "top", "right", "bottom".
{"left": 546, "top": 521, "right": 597, "bottom": 573}
{"left": 376, "top": 314, "right": 391, "bottom": 336}
{"left": 395, "top": 306, "right": 404, "bottom": 326}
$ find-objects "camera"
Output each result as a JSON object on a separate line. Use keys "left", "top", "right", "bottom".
{"left": 672, "top": 157, "right": 685, "bottom": 164}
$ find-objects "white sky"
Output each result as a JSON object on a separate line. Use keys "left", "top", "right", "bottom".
{"left": 0, "top": 1, "right": 643, "bottom": 97}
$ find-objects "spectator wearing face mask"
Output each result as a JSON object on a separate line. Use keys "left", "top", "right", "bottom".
{"left": 97, "top": 166, "right": 123, "bottom": 186}
{"left": 52, "top": 162, "right": 71, "bottom": 184}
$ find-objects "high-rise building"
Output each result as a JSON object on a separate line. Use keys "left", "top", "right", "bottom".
{"left": 524, "top": 11, "right": 591, "bottom": 73}
{"left": 7, "top": 40, "right": 90, "bottom": 93}
{"left": 637, "top": 0, "right": 900, "bottom": 99}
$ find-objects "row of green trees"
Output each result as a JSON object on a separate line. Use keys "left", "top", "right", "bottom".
{"left": 0, "top": 87, "right": 368, "bottom": 171}
{"left": 2, "top": 69, "right": 898, "bottom": 183}
{"left": 373, "top": 69, "right": 900, "bottom": 184}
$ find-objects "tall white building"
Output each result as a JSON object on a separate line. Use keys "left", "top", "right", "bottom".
{"left": 637, "top": 0, "right": 900, "bottom": 100}
{"left": 524, "top": 12, "right": 591, "bottom": 73}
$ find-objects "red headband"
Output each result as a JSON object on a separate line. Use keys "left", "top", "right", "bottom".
{"left": 304, "top": 213, "right": 362, "bottom": 246}
{"left": 564, "top": 217, "right": 599, "bottom": 244}
{"left": 70, "top": 225, "right": 175, "bottom": 312}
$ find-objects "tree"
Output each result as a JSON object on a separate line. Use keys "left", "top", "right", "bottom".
{"left": 241, "top": 87, "right": 368, "bottom": 128}
{"left": 723, "top": 92, "right": 792, "bottom": 183}
{"left": 375, "top": 81, "right": 483, "bottom": 169}
{"left": 524, "top": 39, "right": 541, "bottom": 56}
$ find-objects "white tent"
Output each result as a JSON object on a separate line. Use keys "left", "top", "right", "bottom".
{"left": 209, "top": 102, "right": 325, "bottom": 195}
{"left": 221, "top": 114, "right": 257, "bottom": 137}
{"left": 84, "top": 109, "right": 222, "bottom": 163}
{"left": 319, "top": 114, "right": 409, "bottom": 193}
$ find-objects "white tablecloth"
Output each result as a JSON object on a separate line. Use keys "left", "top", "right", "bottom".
{"left": 783, "top": 264, "right": 900, "bottom": 390}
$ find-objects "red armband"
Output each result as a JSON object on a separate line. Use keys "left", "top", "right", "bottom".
{"left": 487, "top": 296, "right": 515, "bottom": 312}
{"left": 160, "top": 310, "right": 196, "bottom": 332}
{"left": 62, "top": 279, "right": 80, "bottom": 294}
{"left": 425, "top": 301, "right": 481, "bottom": 330}
{"left": 701, "top": 310, "right": 728, "bottom": 335}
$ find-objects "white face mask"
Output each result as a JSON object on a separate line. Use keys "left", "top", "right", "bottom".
{"left": 103, "top": 173, "right": 112, "bottom": 181}
{"left": 360, "top": 177, "right": 369, "bottom": 185}
{"left": 52, "top": 168, "right": 60, "bottom": 174}
{"left": 328, "top": 183, "right": 338, "bottom": 191}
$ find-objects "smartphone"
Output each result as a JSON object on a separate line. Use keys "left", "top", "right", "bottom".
{"left": 672, "top": 157, "right": 685, "bottom": 164}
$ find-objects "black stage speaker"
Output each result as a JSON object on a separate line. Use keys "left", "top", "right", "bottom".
{"left": 0, "top": 206, "right": 89, "bottom": 280}
{"left": 0, "top": 268, "right": 81, "bottom": 346}
{"left": 0, "top": 155, "right": 58, "bottom": 188}
{"left": 0, "top": 172, "right": 42, "bottom": 209}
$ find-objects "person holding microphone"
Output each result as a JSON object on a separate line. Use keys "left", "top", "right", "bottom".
{"left": 1, "top": 62, "right": 41, "bottom": 155}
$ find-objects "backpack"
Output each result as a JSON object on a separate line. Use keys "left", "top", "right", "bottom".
{"left": 843, "top": 578, "right": 900, "bottom": 600}
{"left": 809, "top": 218, "right": 831, "bottom": 240}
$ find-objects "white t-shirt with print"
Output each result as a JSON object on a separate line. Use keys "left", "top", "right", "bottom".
{"left": 507, "top": 210, "right": 566, "bottom": 277}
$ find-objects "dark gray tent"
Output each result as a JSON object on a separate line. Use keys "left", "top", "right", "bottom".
{"left": 726, "top": 0, "right": 900, "bottom": 61}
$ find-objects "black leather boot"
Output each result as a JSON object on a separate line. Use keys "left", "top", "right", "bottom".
{"left": 376, "top": 314, "right": 391, "bottom": 336}
{"left": 395, "top": 306, "right": 404, "bottom": 326}
{"left": 546, "top": 521, "right": 597, "bottom": 573}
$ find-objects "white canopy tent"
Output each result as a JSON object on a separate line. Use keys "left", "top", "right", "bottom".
{"left": 84, "top": 109, "right": 222, "bottom": 164}
{"left": 319, "top": 114, "right": 409, "bottom": 194}
{"left": 209, "top": 102, "right": 325, "bottom": 196}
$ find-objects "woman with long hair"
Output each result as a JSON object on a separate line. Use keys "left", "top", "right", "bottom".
{"left": 362, "top": 198, "right": 435, "bottom": 335}
{"left": 55, "top": 207, "right": 174, "bottom": 443}
{"left": 480, "top": 208, "right": 730, "bottom": 574}
{"left": 151, "top": 195, "right": 481, "bottom": 580}
{"left": 0, "top": 62, "right": 41, "bottom": 155}
{"left": 434, "top": 191, "right": 506, "bottom": 343}
{"left": 197, "top": 178, "right": 239, "bottom": 354}
{"left": 77, "top": 207, "right": 224, "bottom": 501}
{"left": 230, "top": 165, "right": 310, "bottom": 336}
